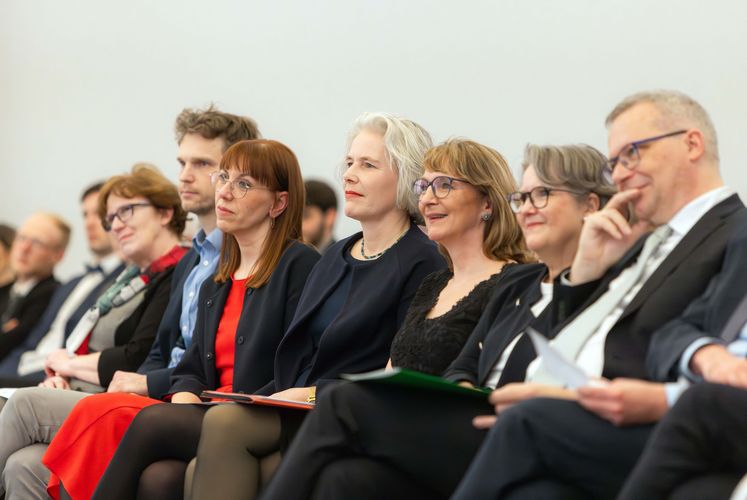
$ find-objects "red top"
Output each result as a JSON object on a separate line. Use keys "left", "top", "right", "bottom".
{"left": 214, "top": 277, "right": 248, "bottom": 392}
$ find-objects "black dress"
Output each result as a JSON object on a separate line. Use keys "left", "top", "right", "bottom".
{"left": 390, "top": 269, "right": 506, "bottom": 376}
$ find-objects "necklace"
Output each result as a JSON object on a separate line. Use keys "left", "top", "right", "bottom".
{"left": 360, "top": 227, "right": 409, "bottom": 260}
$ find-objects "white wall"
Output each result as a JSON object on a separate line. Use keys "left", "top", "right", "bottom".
{"left": 2, "top": 0, "right": 746, "bottom": 279}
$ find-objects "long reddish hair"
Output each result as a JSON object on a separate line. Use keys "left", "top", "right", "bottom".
{"left": 214, "top": 140, "right": 305, "bottom": 288}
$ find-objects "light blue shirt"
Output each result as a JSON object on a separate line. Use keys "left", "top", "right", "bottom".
{"left": 168, "top": 227, "right": 223, "bottom": 367}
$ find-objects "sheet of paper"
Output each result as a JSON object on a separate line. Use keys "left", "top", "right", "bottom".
{"left": 526, "top": 328, "right": 591, "bottom": 389}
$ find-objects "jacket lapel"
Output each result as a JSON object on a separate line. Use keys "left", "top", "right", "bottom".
{"left": 478, "top": 277, "right": 543, "bottom": 384}
{"left": 620, "top": 195, "right": 740, "bottom": 322}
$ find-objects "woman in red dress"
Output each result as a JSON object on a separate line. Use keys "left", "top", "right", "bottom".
{"left": 42, "top": 139, "right": 319, "bottom": 500}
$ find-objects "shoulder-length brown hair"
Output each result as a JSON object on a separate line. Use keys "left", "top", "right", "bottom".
{"left": 422, "top": 139, "right": 533, "bottom": 268}
{"left": 214, "top": 139, "right": 305, "bottom": 288}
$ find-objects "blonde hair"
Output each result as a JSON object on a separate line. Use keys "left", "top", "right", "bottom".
{"left": 423, "top": 139, "right": 533, "bottom": 267}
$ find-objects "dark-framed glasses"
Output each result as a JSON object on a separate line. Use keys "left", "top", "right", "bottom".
{"left": 507, "top": 187, "right": 583, "bottom": 213}
{"left": 412, "top": 176, "right": 470, "bottom": 199}
{"left": 102, "top": 203, "right": 152, "bottom": 231}
{"left": 210, "top": 171, "right": 269, "bottom": 199}
{"left": 13, "top": 233, "right": 58, "bottom": 251}
{"left": 605, "top": 130, "right": 688, "bottom": 177}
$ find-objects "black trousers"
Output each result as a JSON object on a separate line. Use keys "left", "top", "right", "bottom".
{"left": 450, "top": 397, "right": 654, "bottom": 500}
{"left": 260, "top": 381, "right": 492, "bottom": 500}
{"left": 619, "top": 383, "right": 747, "bottom": 500}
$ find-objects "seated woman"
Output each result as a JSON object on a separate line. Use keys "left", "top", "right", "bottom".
{"left": 83, "top": 112, "right": 443, "bottom": 500}
{"left": 40, "top": 139, "right": 320, "bottom": 500}
{"left": 259, "top": 143, "right": 615, "bottom": 500}
{"left": 185, "top": 138, "right": 537, "bottom": 500}
{"left": 0, "top": 164, "right": 188, "bottom": 497}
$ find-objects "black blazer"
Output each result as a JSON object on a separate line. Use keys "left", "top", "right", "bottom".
{"left": 443, "top": 263, "right": 549, "bottom": 387}
{"left": 260, "top": 224, "right": 446, "bottom": 395}
{"left": 96, "top": 266, "right": 176, "bottom": 387}
{"left": 0, "top": 275, "right": 60, "bottom": 362}
{"left": 169, "top": 241, "right": 320, "bottom": 397}
{"left": 551, "top": 194, "right": 746, "bottom": 380}
{"left": 647, "top": 210, "right": 747, "bottom": 381}
{"left": 138, "top": 248, "right": 200, "bottom": 399}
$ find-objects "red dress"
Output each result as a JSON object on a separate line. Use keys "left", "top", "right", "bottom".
{"left": 43, "top": 277, "right": 246, "bottom": 500}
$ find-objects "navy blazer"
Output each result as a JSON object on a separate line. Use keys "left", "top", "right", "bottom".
{"left": 260, "top": 224, "right": 447, "bottom": 395}
{"left": 0, "top": 275, "right": 60, "bottom": 363}
{"left": 647, "top": 210, "right": 747, "bottom": 380}
{"left": 443, "top": 263, "right": 549, "bottom": 387}
{"left": 0, "top": 263, "right": 125, "bottom": 377}
{"left": 138, "top": 248, "right": 200, "bottom": 399}
{"left": 169, "top": 241, "right": 320, "bottom": 397}
{"left": 551, "top": 194, "right": 746, "bottom": 380}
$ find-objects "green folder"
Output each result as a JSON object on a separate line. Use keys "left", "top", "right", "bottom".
{"left": 341, "top": 368, "right": 492, "bottom": 400}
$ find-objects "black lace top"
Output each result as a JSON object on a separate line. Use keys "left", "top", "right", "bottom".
{"left": 390, "top": 268, "right": 505, "bottom": 376}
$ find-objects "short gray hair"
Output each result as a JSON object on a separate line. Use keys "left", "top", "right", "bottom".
{"left": 522, "top": 144, "right": 617, "bottom": 206}
{"left": 605, "top": 90, "right": 719, "bottom": 163}
{"left": 343, "top": 112, "right": 433, "bottom": 220}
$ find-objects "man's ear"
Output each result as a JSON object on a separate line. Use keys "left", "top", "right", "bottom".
{"left": 685, "top": 129, "right": 706, "bottom": 163}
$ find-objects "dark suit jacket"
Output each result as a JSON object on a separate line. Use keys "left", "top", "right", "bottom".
{"left": 260, "top": 224, "right": 446, "bottom": 395}
{"left": 0, "top": 275, "right": 60, "bottom": 362}
{"left": 443, "top": 263, "right": 549, "bottom": 387}
{"left": 169, "top": 241, "right": 320, "bottom": 397}
{"left": 647, "top": 210, "right": 747, "bottom": 381}
{"left": 0, "top": 262, "right": 125, "bottom": 377}
{"left": 138, "top": 248, "right": 200, "bottom": 399}
{"left": 552, "top": 194, "right": 745, "bottom": 381}
{"left": 96, "top": 266, "right": 177, "bottom": 387}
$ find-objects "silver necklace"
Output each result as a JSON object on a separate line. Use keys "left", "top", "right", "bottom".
{"left": 360, "top": 227, "right": 409, "bottom": 260}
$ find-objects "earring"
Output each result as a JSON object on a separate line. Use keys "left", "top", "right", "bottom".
{"left": 481, "top": 213, "right": 491, "bottom": 222}
{"left": 270, "top": 217, "right": 276, "bottom": 229}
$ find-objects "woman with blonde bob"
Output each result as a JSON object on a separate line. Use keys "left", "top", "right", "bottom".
{"left": 261, "top": 142, "right": 615, "bottom": 500}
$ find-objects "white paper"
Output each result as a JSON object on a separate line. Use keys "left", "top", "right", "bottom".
{"left": 526, "top": 328, "right": 592, "bottom": 389}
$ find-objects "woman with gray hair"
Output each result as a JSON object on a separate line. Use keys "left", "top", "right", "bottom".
{"left": 93, "top": 113, "right": 446, "bottom": 500}
{"left": 258, "top": 142, "right": 616, "bottom": 500}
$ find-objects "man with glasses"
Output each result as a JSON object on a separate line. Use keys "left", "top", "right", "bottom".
{"left": 450, "top": 90, "right": 745, "bottom": 500}
{"left": 104, "top": 105, "right": 260, "bottom": 399}
{"left": 0, "top": 182, "right": 124, "bottom": 386}
{"left": 0, "top": 107, "right": 261, "bottom": 500}
{"left": 0, "top": 213, "right": 68, "bottom": 364}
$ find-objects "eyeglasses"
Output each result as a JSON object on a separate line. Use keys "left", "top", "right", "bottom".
{"left": 210, "top": 171, "right": 269, "bottom": 199}
{"left": 507, "top": 187, "right": 583, "bottom": 213}
{"left": 14, "top": 234, "right": 58, "bottom": 251}
{"left": 605, "top": 130, "right": 688, "bottom": 178}
{"left": 412, "top": 176, "right": 470, "bottom": 199}
{"left": 102, "top": 203, "right": 152, "bottom": 231}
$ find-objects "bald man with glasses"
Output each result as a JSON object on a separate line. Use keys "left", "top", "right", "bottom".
{"left": 0, "top": 213, "right": 68, "bottom": 363}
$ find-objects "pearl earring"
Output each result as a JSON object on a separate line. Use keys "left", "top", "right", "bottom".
{"left": 481, "top": 213, "right": 491, "bottom": 222}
